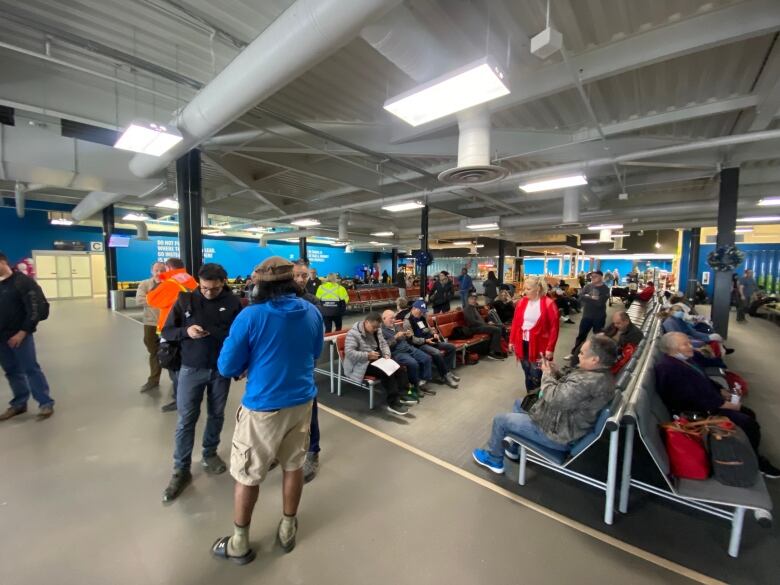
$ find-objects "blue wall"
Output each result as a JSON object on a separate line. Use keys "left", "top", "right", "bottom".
{"left": 523, "top": 258, "right": 591, "bottom": 276}
{"left": 1, "top": 207, "right": 389, "bottom": 282}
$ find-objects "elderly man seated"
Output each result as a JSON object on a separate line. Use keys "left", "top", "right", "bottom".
{"left": 472, "top": 336, "right": 618, "bottom": 474}
{"left": 463, "top": 292, "right": 506, "bottom": 360}
{"left": 654, "top": 332, "right": 779, "bottom": 478}
{"left": 403, "top": 300, "right": 460, "bottom": 388}
{"left": 603, "top": 311, "right": 644, "bottom": 350}
{"left": 380, "top": 310, "right": 435, "bottom": 399}
{"left": 662, "top": 304, "right": 733, "bottom": 355}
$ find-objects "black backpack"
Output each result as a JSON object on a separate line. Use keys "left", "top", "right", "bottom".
{"left": 157, "top": 292, "right": 193, "bottom": 370}
{"left": 14, "top": 275, "right": 50, "bottom": 322}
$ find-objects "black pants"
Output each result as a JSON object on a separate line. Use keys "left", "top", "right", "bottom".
{"left": 323, "top": 315, "right": 343, "bottom": 333}
{"left": 433, "top": 303, "right": 450, "bottom": 314}
{"left": 472, "top": 324, "right": 503, "bottom": 354}
{"left": 719, "top": 405, "right": 761, "bottom": 452}
{"left": 571, "top": 314, "right": 606, "bottom": 356}
{"left": 555, "top": 297, "right": 573, "bottom": 317}
{"left": 365, "top": 363, "right": 408, "bottom": 405}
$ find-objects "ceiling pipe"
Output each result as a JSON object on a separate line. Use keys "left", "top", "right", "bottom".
{"left": 338, "top": 213, "right": 349, "bottom": 241}
{"left": 129, "top": 0, "right": 402, "bottom": 179}
{"left": 14, "top": 181, "right": 25, "bottom": 218}
{"left": 72, "top": 181, "right": 167, "bottom": 221}
{"left": 128, "top": 221, "right": 149, "bottom": 241}
{"left": 263, "top": 128, "right": 780, "bottom": 222}
{"left": 561, "top": 188, "right": 580, "bottom": 224}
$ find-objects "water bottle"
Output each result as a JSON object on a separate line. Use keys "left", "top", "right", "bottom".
{"left": 730, "top": 382, "right": 742, "bottom": 405}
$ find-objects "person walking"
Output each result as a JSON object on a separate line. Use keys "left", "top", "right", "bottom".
{"left": 0, "top": 251, "right": 54, "bottom": 421}
{"left": 567, "top": 270, "right": 610, "bottom": 361}
{"left": 315, "top": 273, "right": 349, "bottom": 332}
{"left": 212, "top": 257, "right": 323, "bottom": 565}
{"left": 509, "top": 276, "right": 560, "bottom": 391}
{"left": 137, "top": 261, "right": 166, "bottom": 393}
{"left": 457, "top": 267, "right": 473, "bottom": 308}
{"left": 147, "top": 257, "right": 198, "bottom": 412}
{"left": 161, "top": 263, "right": 242, "bottom": 502}
{"left": 429, "top": 272, "right": 454, "bottom": 314}
{"left": 737, "top": 268, "right": 758, "bottom": 322}
{"left": 395, "top": 267, "right": 407, "bottom": 298}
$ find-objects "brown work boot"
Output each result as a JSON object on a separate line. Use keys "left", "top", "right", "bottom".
{"left": 0, "top": 406, "right": 27, "bottom": 421}
{"left": 36, "top": 406, "right": 54, "bottom": 420}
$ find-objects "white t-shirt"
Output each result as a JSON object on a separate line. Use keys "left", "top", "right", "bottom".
{"left": 522, "top": 299, "right": 541, "bottom": 341}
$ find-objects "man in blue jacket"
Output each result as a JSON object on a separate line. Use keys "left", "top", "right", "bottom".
{"left": 212, "top": 256, "right": 324, "bottom": 566}
{"left": 457, "top": 267, "right": 473, "bottom": 308}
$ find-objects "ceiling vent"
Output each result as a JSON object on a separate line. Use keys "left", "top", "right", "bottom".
{"left": 553, "top": 188, "right": 582, "bottom": 229}
{"left": 438, "top": 108, "right": 507, "bottom": 185}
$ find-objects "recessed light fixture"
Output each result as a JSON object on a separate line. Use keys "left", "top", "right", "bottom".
{"left": 50, "top": 218, "right": 73, "bottom": 226}
{"left": 290, "top": 218, "right": 321, "bottom": 227}
{"left": 738, "top": 216, "right": 780, "bottom": 223}
{"left": 519, "top": 174, "right": 588, "bottom": 193}
{"left": 467, "top": 223, "right": 499, "bottom": 230}
{"left": 381, "top": 201, "right": 425, "bottom": 212}
{"left": 587, "top": 224, "right": 623, "bottom": 230}
{"left": 155, "top": 198, "right": 179, "bottom": 209}
{"left": 122, "top": 212, "right": 150, "bottom": 221}
{"left": 383, "top": 57, "right": 510, "bottom": 127}
{"left": 757, "top": 197, "right": 780, "bottom": 207}
{"left": 114, "top": 120, "right": 183, "bottom": 156}
{"left": 370, "top": 231, "right": 394, "bottom": 237}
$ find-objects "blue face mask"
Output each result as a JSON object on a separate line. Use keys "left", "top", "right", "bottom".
{"left": 673, "top": 311, "right": 685, "bottom": 319}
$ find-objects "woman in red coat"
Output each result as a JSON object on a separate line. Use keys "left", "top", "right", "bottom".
{"left": 509, "top": 276, "right": 561, "bottom": 391}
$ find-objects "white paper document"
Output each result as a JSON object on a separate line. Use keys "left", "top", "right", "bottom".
{"left": 371, "top": 357, "right": 400, "bottom": 376}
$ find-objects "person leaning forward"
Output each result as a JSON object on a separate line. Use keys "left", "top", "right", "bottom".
{"left": 212, "top": 256, "right": 324, "bottom": 565}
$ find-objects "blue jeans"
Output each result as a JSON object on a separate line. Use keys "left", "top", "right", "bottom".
{"left": 309, "top": 397, "right": 320, "bottom": 454}
{"left": 173, "top": 366, "right": 230, "bottom": 470}
{"left": 418, "top": 342, "right": 456, "bottom": 376}
{"left": 0, "top": 334, "right": 54, "bottom": 410}
{"left": 520, "top": 340, "right": 541, "bottom": 392}
{"left": 393, "top": 348, "right": 432, "bottom": 385}
{"left": 168, "top": 368, "right": 179, "bottom": 400}
{"left": 460, "top": 291, "right": 468, "bottom": 308}
{"left": 487, "top": 400, "right": 569, "bottom": 458}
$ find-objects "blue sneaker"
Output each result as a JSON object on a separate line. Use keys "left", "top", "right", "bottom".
{"left": 472, "top": 449, "right": 504, "bottom": 474}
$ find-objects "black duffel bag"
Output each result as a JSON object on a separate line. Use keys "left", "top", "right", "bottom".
{"left": 706, "top": 421, "right": 759, "bottom": 487}
{"left": 157, "top": 340, "right": 181, "bottom": 370}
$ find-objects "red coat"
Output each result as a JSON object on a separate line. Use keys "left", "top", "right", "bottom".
{"left": 509, "top": 296, "right": 560, "bottom": 360}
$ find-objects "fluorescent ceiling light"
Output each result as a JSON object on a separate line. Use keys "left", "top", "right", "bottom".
{"left": 282, "top": 238, "right": 300, "bottom": 243}
{"left": 381, "top": 201, "right": 425, "bottom": 212}
{"left": 519, "top": 174, "right": 587, "bottom": 193}
{"left": 758, "top": 197, "right": 780, "bottom": 207}
{"left": 369, "top": 241, "right": 390, "bottom": 246}
{"left": 452, "top": 241, "right": 473, "bottom": 245}
{"left": 203, "top": 230, "right": 225, "bottom": 236}
{"left": 245, "top": 226, "right": 270, "bottom": 232}
{"left": 370, "top": 231, "right": 394, "bottom": 237}
{"left": 50, "top": 218, "right": 73, "bottom": 226}
{"left": 610, "top": 233, "right": 629, "bottom": 238}
{"left": 122, "top": 212, "right": 150, "bottom": 221}
{"left": 734, "top": 227, "right": 753, "bottom": 233}
{"left": 466, "top": 222, "right": 499, "bottom": 230}
{"left": 737, "top": 216, "right": 780, "bottom": 223}
{"left": 588, "top": 224, "right": 623, "bottom": 230}
{"left": 155, "top": 198, "right": 179, "bottom": 210}
{"left": 383, "top": 57, "right": 509, "bottom": 127}
{"left": 580, "top": 239, "right": 600, "bottom": 244}
{"left": 290, "top": 218, "right": 320, "bottom": 227}
{"left": 114, "top": 120, "right": 183, "bottom": 156}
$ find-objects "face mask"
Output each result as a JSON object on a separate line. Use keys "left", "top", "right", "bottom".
{"left": 673, "top": 311, "right": 685, "bottom": 319}
{"left": 673, "top": 352, "right": 688, "bottom": 361}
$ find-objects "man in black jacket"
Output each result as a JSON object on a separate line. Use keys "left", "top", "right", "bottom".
{"left": 161, "top": 263, "right": 242, "bottom": 502}
{"left": 601, "top": 311, "right": 644, "bottom": 350}
{"left": 463, "top": 293, "right": 506, "bottom": 360}
{"left": 0, "top": 251, "right": 54, "bottom": 421}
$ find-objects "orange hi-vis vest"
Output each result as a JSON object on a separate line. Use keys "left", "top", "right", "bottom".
{"left": 146, "top": 268, "right": 198, "bottom": 333}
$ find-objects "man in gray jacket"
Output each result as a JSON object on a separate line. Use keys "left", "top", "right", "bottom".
{"left": 343, "top": 313, "right": 415, "bottom": 416}
{"left": 472, "top": 335, "right": 617, "bottom": 474}
{"left": 463, "top": 293, "right": 506, "bottom": 360}
{"left": 137, "top": 261, "right": 166, "bottom": 392}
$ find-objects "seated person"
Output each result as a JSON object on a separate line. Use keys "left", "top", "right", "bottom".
{"left": 625, "top": 280, "right": 655, "bottom": 308}
{"left": 343, "top": 313, "right": 415, "bottom": 416}
{"left": 463, "top": 293, "right": 506, "bottom": 360}
{"left": 472, "top": 336, "right": 618, "bottom": 474}
{"left": 600, "top": 311, "right": 644, "bottom": 373}
{"left": 380, "top": 310, "right": 435, "bottom": 398}
{"left": 662, "top": 304, "right": 723, "bottom": 349}
{"left": 654, "top": 332, "right": 779, "bottom": 478}
{"left": 491, "top": 289, "right": 515, "bottom": 325}
{"left": 395, "top": 297, "right": 411, "bottom": 321}
{"left": 403, "top": 300, "right": 459, "bottom": 388}
{"left": 553, "top": 287, "right": 576, "bottom": 324}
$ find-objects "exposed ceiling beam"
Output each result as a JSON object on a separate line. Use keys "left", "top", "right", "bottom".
{"left": 390, "top": 0, "right": 780, "bottom": 143}
{"left": 749, "top": 34, "right": 780, "bottom": 130}
{"left": 201, "top": 153, "right": 284, "bottom": 213}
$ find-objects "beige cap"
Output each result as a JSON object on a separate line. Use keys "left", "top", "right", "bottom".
{"left": 253, "top": 256, "right": 294, "bottom": 282}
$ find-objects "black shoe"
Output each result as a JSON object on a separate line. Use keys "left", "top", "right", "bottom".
{"left": 759, "top": 456, "right": 780, "bottom": 479}
{"left": 161, "top": 401, "right": 177, "bottom": 413}
{"left": 162, "top": 469, "right": 192, "bottom": 502}
{"left": 140, "top": 381, "right": 159, "bottom": 393}
{"left": 399, "top": 395, "right": 418, "bottom": 405}
{"left": 420, "top": 386, "right": 437, "bottom": 396}
{"left": 386, "top": 402, "right": 409, "bottom": 416}
{"left": 487, "top": 352, "right": 506, "bottom": 361}
{"left": 724, "top": 347, "right": 735, "bottom": 355}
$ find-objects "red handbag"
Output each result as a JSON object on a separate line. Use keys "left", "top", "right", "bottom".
{"left": 661, "top": 418, "right": 711, "bottom": 480}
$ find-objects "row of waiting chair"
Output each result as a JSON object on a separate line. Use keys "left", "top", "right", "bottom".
{"left": 346, "top": 287, "right": 419, "bottom": 312}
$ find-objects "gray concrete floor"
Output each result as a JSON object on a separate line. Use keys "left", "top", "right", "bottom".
{"left": 0, "top": 298, "right": 705, "bottom": 585}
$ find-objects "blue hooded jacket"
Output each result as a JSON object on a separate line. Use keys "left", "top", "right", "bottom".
{"left": 218, "top": 294, "right": 324, "bottom": 411}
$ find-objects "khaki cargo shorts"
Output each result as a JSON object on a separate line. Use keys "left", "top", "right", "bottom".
{"left": 230, "top": 400, "right": 313, "bottom": 486}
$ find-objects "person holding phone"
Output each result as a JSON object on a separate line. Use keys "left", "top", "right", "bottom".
{"left": 160, "top": 263, "right": 242, "bottom": 502}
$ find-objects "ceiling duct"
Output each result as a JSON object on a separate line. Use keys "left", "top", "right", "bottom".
{"left": 598, "top": 229, "right": 613, "bottom": 243}
{"left": 438, "top": 108, "right": 508, "bottom": 185}
{"left": 14, "top": 181, "right": 25, "bottom": 218}
{"left": 553, "top": 187, "right": 582, "bottom": 228}
{"left": 610, "top": 235, "right": 626, "bottom": 251}
{"left": 338, "top": 213, "right": 348, "bottom": 241}
{"left": 129, "top": 221, "right": 149, "bottom": 241}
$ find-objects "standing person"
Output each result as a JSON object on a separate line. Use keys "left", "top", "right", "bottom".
{"left": 463, "top": 293, "right": 506, "bottom": 360}
{"left": 737, "top": 268, "right": 758, "bottom": 322}
{"left": 316, "top": 273, "right": 349, "bottom": 333}
{"left": 306, "top": 268, "right": 322, "bottom": 296}
{"left": 483, "top": 270, "right": 499, "bottom": 301}
{"left": 0, "top": 251, "right": 54, "bottom": 421}
{"left": 147, "top": 257, "right": 198, "bottom": 412}
{"left": 457, "top": 267, "right": 473, "bottom": 308}
{"left": 567, "top": 271, "right": 610, "bottom": 361}
{"left": 509, "top": 276, "right": 560, "bottom": 392}
{"left": 292, "top": 259, "right": 323, "bottom": 483}
{"left": 429, "top": 272, "right": 454, "bottom": 314}
{"left": 213, "top": 257, "right": 324, "bottom": 564}
{"left": 395, "top": 267, "right": 407, "bottom": 298}
{"left": 404, "top": 300, "right": 460, "bottom": 388}
{"left": 161, "top": 263, "right": 242, "bottom": 502}
{"left": 137, "top": 262, "right": 166, "bottom": 393}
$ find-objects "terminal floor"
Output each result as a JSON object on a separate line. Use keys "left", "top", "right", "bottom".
{"left": 0, "top": 299, "right": 773, "bottom": 585}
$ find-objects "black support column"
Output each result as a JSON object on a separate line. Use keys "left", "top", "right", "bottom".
{"left": 299, "top": 236, "right": 308, "bottom": 262}
{"left": 102, "top": 204, "right": 117, "bottom": 309}
{"left": 685, "top": 227, "right": 701, "bottom": 302}
{"left": 176, "top": 149, "right": 203, "bottom": 276}
{"left": 711, "top": 167, "right": 740, "bottom": 338}
{"left": 497, "top": 239, "right": 506, "bottom": 285}
{"left": 391, "top": 248, "right": 398, "bottom": 281}
{"left": 420, "top": 205, "right": 429, "bottom": 288}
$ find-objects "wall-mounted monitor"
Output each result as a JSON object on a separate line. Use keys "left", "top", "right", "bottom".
{"left": 108, "top": 234, "right": 130, "bottom": 248}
